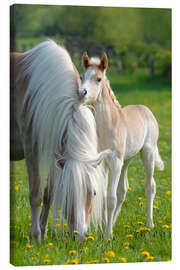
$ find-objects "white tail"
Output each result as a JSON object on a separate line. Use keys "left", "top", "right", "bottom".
{"left": 155, "top": 146, "right": 164, "bottom": 171}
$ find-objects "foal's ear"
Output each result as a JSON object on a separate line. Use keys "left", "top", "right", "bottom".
{"left": 99, "top": 53, "right": 108, "bottom": 71}
{"left": 82, "top": 51, "right": 90, "bottom": 70}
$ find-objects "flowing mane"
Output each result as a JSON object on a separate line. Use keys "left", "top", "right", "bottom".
{"left": 13, "top": 40, "right": 112, "bottom": 238}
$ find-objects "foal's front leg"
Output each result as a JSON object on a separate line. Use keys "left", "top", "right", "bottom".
{"left": 106, "top": 157, "right": 123, "bottom": 237}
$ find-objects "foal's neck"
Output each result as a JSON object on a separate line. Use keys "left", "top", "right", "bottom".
{"left": 96, "top": 78, "right": 122, "bottom": 113}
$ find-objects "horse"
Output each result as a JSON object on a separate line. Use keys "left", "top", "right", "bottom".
{"left": 78, "top": 52, "right": 164, "bottom": 237}
{"left": 10, "top": 40, "right": 113, "bottom": 241}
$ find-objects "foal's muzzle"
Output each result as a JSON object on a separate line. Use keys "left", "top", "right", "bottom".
{"left": 77, "top": 89, "right": 87, "bottom": 99}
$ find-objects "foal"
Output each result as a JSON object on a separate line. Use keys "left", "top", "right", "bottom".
{"left": 78, "top": 52, "right": 164, "bottom": 237}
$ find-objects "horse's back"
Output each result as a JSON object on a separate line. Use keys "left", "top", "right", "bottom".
{"left": 122, "top": 105, "right": 159, "bottom": 159}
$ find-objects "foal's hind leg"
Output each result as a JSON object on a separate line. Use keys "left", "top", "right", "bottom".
{"left": 141, "top": 146, "right": 156, "bottom": 229}
{"left": 25, "top": 152, "right": 43, "bottom": 242}
{"left": 40, "top": 178, "right": 54, "bottom": 239}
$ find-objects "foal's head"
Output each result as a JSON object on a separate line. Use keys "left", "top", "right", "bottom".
{"left": 78, "top": 52, "right": 108, "bottom": 103}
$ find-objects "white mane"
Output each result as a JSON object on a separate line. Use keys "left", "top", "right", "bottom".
{"left": 18, "top": 40, "right": 109, "bottom": 231}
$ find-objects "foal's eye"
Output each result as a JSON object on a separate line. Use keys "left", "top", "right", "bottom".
{"left": 97, "top": 77, "right": 102, "bottom": 83}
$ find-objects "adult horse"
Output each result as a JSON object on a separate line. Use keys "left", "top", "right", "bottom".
{"left": 10, "top": 41, "right": 112, "bottom": 241}
{"left": 78, "top": 52, "right": 164, "bottom": 237}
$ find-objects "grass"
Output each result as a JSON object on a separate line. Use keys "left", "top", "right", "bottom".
{"left": 10, "top": 48, "right": 171, "bottom": 266}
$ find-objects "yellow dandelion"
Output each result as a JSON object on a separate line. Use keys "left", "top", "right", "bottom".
{"left": 84, "top": 247, "right": 89, "bottom": 252}
{"left": 87, "top": 235, "right": 94, "bottom": 240}
{"left": 159, "top": 220, "right": 163, "bottom": 224}
{"left": 162, "top": 224, "right": 170, "bottom": 229}
{"left": 126, "top": 234, "right": 133, "bottom": 238}
{"left": 48, "top": 242, "right": 53, "bottom": 246}
{"left": 31, "top": 257, "right": 37, "bottom": 261}
{"left": 69, "top": 250, "right": 77, "bottom": 255}
{"left": 119, "top": 257, "right": 127, "bottom": 263}
{"left": 123, "top": 224, "right": 130, "bottom": 229}
{"left": 136, "top": 229, "right": 140, "bottom": 233}
{"left": 124, "top": 242, "right": 130, "bottom": 246}
{"left": 147, "top": 255, "right": 154, "bottom": 260}
{"left": 167, "top": 258, "right": 172, "bottom": 261}
{"left": 166, "top": 190, "right": 171, "bottom": 196}
{"left": 128, "top": 186, "right": 132, "bottom": 191}
{"left": 102, "top": 257, "right": 110, "bottom": 263}
{"left": 71, "top": 258, "right": 79, "bottom": 264}
{"left": 17, "top": 205, "right": 22, "bottom": 209}
{"left": 153, "top": 205, "right": 158, "bottom": 209}
{"left": 56, "top": 223, "right": 60, "bottom": 227}
{"left": 73, "top": 230, "right": 79, "bottom": 234}
{"left": 14, "top": 185, "right": 19, "bottom": 191}
{"left": 141, "top": 251, "right": 150, "bottom": 257}
{"left": 44, "top": 258, "right": 51, "bottom": 263}
{"left": 105, "top": 251, "right": 115, "bottom": 257}
{"left": 138, "top": 197, "right": 143, "bottom": 201}
{"left": 124, "top": 246, "right": 129, "bottom": 250}
{"left": 144, "top": 227, "right": 151, "bottom": 232}
{"left": 85, "top": 261, "right": 91, "bottom": 264}
{"left": 26, "top": 243, "right": 33, "bottom": 249}
{"left": 137, "top": 221, "right": 144, "bottom": 225}
{"left": 91, "top": 260, "right": 99, "bottom": 264}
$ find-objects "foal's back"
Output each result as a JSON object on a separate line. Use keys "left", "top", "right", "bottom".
{"left": 122, "top": 104, "right": 159, "bottom": 160}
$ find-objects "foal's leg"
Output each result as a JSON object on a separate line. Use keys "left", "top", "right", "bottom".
{"left": 40, "top": 178, "right": 54, "bottom": 239}
{"left": 141, "top": 146, "right": 156, "bottom": 229}
{"left": 106, "top": 157, "right": 123, "bottom": 237}
{"left": 25, "top": 152, "right": 43, "bottom": 242}
{"left": 113, "top": 160, "right": 131, "bottom": 226}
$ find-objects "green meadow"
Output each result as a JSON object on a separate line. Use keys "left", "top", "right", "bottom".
{"left": 10, "top": 68, "right": 171, "bottom": 266}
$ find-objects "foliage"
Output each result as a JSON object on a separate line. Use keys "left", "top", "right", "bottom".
{"left": 11, "top": 5, "right": 171, "bottom": 80}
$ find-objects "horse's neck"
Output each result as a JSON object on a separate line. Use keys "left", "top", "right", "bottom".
{"left": 93, "top": 80, "right": 123, "bottom": 148}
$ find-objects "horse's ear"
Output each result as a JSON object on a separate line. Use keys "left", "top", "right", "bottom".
{"left": 100, "top": 53, "right": 108, "bottom": 71}
{"left": 82, "top": 51, "right": 90, "bottom": 70}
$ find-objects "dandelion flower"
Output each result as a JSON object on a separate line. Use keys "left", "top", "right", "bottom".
{"left": 123, "top": 225, "right": 130, "bottom": 229}
{"left": 84, "top": 247, "right": 89, "bottom": 252}
{"left": 128, "top": 187, "right": 132, "bottom": 191}
{"left": 102, "top": 257, "right": 110, "bottom": 263}
{"left": 73, "top": 230, "right": 79, "bottom": 234}
{"left": 137, "top": 221, "right": 144, "bottom": 225}
{"left": 87, "top": 235, "right": 94, "bottom": 240}
{"left": 105, "top": 251, "right": 115, "bottom": 257}
{"left": 141, "top": 251, "right": 150, "bottom": 257}
{"left": 26, "top": 243, "right": 33, "bottom": 249}
{"left": 126, "top": 234, "right": 133, "bottom": 238}
{"left": 69, "top": 250, "right": 77, "bottom": 255}
{"left": 162, "top": 224, "right": 170, "bottom": 229}
{"left": 138, "top": 197, "right": 143, "bottom": 201}
{"left": 147, "top": 255, "right": 154, "bottom": 260}
{"left": 14, "top": 185, "right": 19, "bottom": 191}
{"left": 119, "top": 257, "right": 127, "bottom": 263}
{"left": 56, "top": 223, "right": 60, "bottom": 227}
{"left": 48, "top": 242, "right": 53, "bottom": 246}
{"left": 71, "top": 258, "right": 79, "bottom": 264}
{"left": 166, "top": 191, "right": 171, "bottom": 196}
{"left": 153, "top": 205, "right": 158, "bottom": 209}
{"left": 31, "top": 257, "right": 37, "bottom": 261}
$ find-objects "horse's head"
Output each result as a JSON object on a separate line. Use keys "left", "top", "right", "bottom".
{"left": 55, "top": 149, "right": 113, "bottom": 240}
{"left": 78, "top": 52, "right": 108, "bottom": 103}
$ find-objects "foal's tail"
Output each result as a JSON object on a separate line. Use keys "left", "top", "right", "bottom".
{"left": 154, "top": 146, "right": 164, "bottom": 171}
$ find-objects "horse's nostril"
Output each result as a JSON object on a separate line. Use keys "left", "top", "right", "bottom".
{"left": 83, "top": 89, "right": 87, "bottom": 96}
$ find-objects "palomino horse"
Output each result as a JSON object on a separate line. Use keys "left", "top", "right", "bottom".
{"left": 78, "top": 52, "right": 164, "bottom": 237}
{"left": 10, "top": 40, "right": 112, "bottom": 241}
